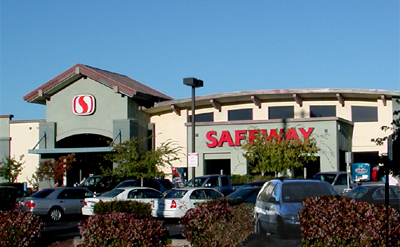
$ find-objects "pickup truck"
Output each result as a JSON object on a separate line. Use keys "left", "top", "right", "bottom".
{"left": 186, "top": 174, "right": 233, "bottom": 195}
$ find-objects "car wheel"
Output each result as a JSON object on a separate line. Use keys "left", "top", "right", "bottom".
{"left": 49, "top": 207, "right": 63, "bottom": 222}
{"left": 254, "top": 217, "right": 266, "bottom": 235}
{"left": 277, "top": 217, "right": 288, "bottom": 239}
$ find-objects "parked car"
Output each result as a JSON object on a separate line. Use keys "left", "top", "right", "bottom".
{"left": 82, "top": 187, "right": 164, "bottom": 216}
{"left": 186, "top": 175, "right": 233, "bottom": 195}
{"left": 226, "top": 186, "right": 261, "bottom": 205}
{"left": 156, "top": 187, "right": 224, "bottom": 218}
{"left": 343, "top": 185, "right": 400, "bottom": 211}
{"left": 115, "top": 179, "right": 174, "bottom": 193}
{"left": 0, "top": 186, "right": 19, "bottom": 210}
{"left": 19, "top": 187, "right": 93, "bottom": 221}
{"left": 313, "top": 171, "right": 356, "bottom": 194}
{"left": 77, "top": 175, "right": 119, "bottom": 194}
{"left": 254, "top": 178, "right": 337, "bottom": 238}
{"left": 233, "top": 181, "right": 266, "bottom": 191}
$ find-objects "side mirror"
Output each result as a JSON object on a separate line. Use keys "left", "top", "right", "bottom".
{"left": 268, "top": 197, "right": 278, "bottom": 203}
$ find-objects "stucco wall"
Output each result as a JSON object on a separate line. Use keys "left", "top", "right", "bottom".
{"left": 9, "top": 121, "right": 41, "bottom": 186}
{"left": 46, "top": 77, "right": 128, "bottom": 141}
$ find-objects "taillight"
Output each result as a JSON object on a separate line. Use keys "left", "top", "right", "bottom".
{"left": 83, "top": 201, "right": 87, "bottom": 206}
{"left": 25, "top": 202, "right": 36, "bottom": 208}
{"left": 171, "top": 200, "right": 176, "bottom": 209}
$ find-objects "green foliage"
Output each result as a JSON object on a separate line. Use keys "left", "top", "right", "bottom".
{"left": 104, "top": 137, "right": 182, "bottom": 180}
{"left": 35, "top": 153, "right": 75, "bottom": 186}
{"left": 300, "top": 195, "right": 400, "bottom": 246}
{"left": 79, "top": 212, "right": 169, "bottom": 247}
{"left": 372, "top": 98, "right": 400, "bottom": 146}
{"left": 241, "top": 128, "right": 320, "bottom": 175}
{"left": 93, "top": 200, "right": 152, "bottom": 219}
{"left": 0, "top": 155, "right": 25, "bottom": 183}
{"left": 0, "top": 209, "right": 43, "bottom": 247}
{"left": 181, "top": 199, "right": 254, "bottom": 247}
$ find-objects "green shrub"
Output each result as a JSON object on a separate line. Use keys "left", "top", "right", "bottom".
{"left": 79, "top": 212, "right": 168, "bottom": 247}
{"left": 0, "top": 209, "right": 43, "bottom": 247}
{"left": 181, "top": 199, "right": 254, "bottom": 247}
{"left": 93, "top": 200, "right": 152, "bottom": 219}
{"left": 300, "top": 195, "right": 400, "bottom": 246}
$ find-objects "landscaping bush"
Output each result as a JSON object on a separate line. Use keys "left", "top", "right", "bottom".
{"left": 93, "top": 200, "right": 152, "bottom": 219}
{"left": 0, "top": 209, "right": 43, "bottom": 247}
{"left": 181, "top": 199, "right": 254, "bottom": 247}
{"left": 300, "top": 195, "right": 400, "bottom": 246}
{"left": 79, "top": 212, "right": 169, "bottom": 247}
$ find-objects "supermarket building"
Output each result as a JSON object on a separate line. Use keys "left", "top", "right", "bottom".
{"left": 0, "top": 64, "right": 399, "bottom": 186}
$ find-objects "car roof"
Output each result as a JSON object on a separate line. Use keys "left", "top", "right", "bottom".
{"left": 111, "top": 186, "right": 159, "bottom": 191}
{"left": 315, "top": 171, "right": 347, "bottom": 175}
{"left": 271, "top": 178, "right": 331, "bottom": 184}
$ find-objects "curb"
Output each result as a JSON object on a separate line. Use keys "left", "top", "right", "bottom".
{"left": 74, "top": 237, "right": 191, "bottom": 247}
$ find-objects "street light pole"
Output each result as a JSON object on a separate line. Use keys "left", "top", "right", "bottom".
{"left": 183, "top": 77, "right": 203, "bottom": 186}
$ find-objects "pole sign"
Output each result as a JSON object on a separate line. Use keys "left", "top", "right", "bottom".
{"left": 188, "top": 153, "right": 199, "bottom": 167}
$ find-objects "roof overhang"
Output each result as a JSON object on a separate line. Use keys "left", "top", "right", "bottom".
{"left": 143, "top": 88, "right": 400, "bottom": 115}
{"left": 28, "top": 147, "right": 114, "bottom": 154}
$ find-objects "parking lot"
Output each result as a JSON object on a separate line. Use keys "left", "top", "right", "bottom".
{"left": 30, "top": 216, "right": 301, "bottom": 247}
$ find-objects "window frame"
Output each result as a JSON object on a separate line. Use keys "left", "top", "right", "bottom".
{"left": 268, "top": 106, "right": 294, "bottom": 120}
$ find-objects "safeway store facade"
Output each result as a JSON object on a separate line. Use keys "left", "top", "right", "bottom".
{"left": 1, "top": 64, "right": 398, "bottom": 186}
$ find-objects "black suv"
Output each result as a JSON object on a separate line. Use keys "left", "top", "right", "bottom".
{"left": 0, "top": 186, "right": 18, "bottom": 210}
{"left": 78, "top": 175, "right": 119, "bottom": 194}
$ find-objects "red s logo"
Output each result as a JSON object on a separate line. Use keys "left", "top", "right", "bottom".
{"left": 72, "top": 95, "right": 95, "bottom": 115}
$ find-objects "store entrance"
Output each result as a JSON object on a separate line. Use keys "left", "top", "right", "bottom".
{"left": 56, "top": 134, "right": 113, "bottom": 186}
{"left": 204, "top": 159, "right": 231, "bottom": 175}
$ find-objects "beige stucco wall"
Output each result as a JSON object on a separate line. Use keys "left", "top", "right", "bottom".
{"left": 150, "top": 96, "right": 394, "bottom": 176}
{"left": 9, "top": 121, "right": 41, "bottom": 186}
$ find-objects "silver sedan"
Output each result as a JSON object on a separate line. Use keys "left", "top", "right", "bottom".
{"left": 19, "top": 187, "right": 93, "bottom": 221}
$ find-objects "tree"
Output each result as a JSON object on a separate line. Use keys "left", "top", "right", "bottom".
{"left": 371, "top": 99, "right": 399, "bottom": 145}
{"left": 0, "top": 155, "right": 25, "bottom": 183}
{"left": 241, "top": 129, "right": 320, "bottom": 176}
{"left": 35, "top": 153, "right": 76, "bottom": 186}
{"left": 103, "top": 137, "right": 182, "bottom": 180}
{"left": 371, "top": 99, "right": 400, "bottom": 173}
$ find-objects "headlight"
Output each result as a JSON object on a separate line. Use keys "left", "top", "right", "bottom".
{"left": 283, "top": 214, "right": 298, "bottom": 221}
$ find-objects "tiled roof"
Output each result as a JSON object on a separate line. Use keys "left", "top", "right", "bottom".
{"left": 23, "top": 64, "right": 173, "bottom": 105}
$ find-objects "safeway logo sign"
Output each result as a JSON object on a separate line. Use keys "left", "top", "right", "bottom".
{"left": 72, "top": 94, "right": 96, "bottom": 115}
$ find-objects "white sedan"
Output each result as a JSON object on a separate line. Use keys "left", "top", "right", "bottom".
{"left": 155, "top": 187, "right": 224, "bottom": 218}
{"left": 82, "top": 187, "right": 163, "bottom": 216}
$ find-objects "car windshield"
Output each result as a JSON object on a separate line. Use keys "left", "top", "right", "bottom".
{"left": 227, "top": 188, "right": 260, "bottom": 200}
{"left": 282, "top": 182, "right": 335, "bottom": 203}
{"left": 100, "top": 189, "right": 124, "bottom": 198}
{"left": 343, "top": 187, "right": 369, "bottom": 199}
{"left": 186, "top": 178, "right": 208, "bottom": 187}
{"left": 164, "top": 189, "right": 188, "bottom": 199}
{"left": 31, "top": 189, "right": 54, "bottom": 198}
{"left": 313, "top": 174, "right": 336, "bottom": 184}
{"left": 79, "top": 177, "right": 101, "bottom": 186}
{"left": 115, "top": 181, "right": 139, "bottom": 188}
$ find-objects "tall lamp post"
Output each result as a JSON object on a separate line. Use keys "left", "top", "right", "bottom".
{"left": 183, "top": 77, "right": 203, "bottom": 185}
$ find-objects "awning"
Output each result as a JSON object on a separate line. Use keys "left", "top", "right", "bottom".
{"left": 28, "top": 147, "right": 114, "bottom": 154}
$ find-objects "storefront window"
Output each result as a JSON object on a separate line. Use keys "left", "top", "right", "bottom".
{"left": 187, "top": 112, "right": 214, "bottom": 122}
{"left": 310, "top": 106, "right": 336, "bottom": 117}
{"left": 268, "top": 106, "right": 294, "bottom": 119}
{"left": 228, "top": 109, "right": 252, "bottom": 121}
{"left": 352, "top": 106, "right": 378, "bottom": 122}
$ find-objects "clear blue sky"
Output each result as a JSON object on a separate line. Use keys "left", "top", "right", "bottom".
{"left": 1, "top": 1, "right": 399, "bottom": 120}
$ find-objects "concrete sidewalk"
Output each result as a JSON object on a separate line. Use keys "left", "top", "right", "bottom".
{"left": 73, "top": 237, "right": 191, "bottom": 247}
